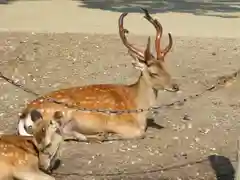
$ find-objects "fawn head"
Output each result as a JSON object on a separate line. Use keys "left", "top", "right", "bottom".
{"left": 31, "top": 110, "right": 63, "bottom": 152}
{"left": 119, "top": 8, "right": 179, "bottom": 92}
{"left": 30, "top": 110, "right": 63, "bottom": 172}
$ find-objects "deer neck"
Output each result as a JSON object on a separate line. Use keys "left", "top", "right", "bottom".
{"left": 129, "top": 72, "right": 158, "bottom": 110}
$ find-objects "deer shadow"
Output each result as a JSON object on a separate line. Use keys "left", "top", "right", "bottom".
{"left": 147, "top": 118, "right": 164, "bottom": 130}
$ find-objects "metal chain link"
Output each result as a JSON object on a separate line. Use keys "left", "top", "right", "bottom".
{"left": 0, "top": 69, "right": 237, "bottom": 115}
{"left": 1, "top": 68, "right": 237, "bottom": 177}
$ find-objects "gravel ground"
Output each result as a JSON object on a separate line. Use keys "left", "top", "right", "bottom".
{"left": 0, "top": 32, "right": 240, "bottom": 180}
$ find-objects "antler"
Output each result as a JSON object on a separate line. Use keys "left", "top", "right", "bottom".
{"left": 141, "top": 8, "right": 173, "bottom": 60}
{"left": 118, "top": 12, "right": 145, "bottom": 61}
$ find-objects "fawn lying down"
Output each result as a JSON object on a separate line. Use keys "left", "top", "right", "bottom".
{"left": 0, "top": 110, "right": 63, "bottom": 180}
{"left": 17, "top": 8, "right": 179, "bottom": 142}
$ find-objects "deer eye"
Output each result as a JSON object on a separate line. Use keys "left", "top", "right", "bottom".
{"left": 26, "top": 125, "right": 33, "bottom": 134}
{"left": 150, "top": 72, "right": 159, "bottom": 77}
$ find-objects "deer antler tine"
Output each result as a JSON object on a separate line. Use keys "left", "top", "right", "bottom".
{"left": 119, "top": 12, "right": 144, "bottom": 59}
{"left": 141, "top": 8, "right": 162, "bottom": 33}
{"left": 162, "top": 33, "right": 173, "bottom": 57}
{"left": 147, "top": 36, "right": 151, "bottom": 49}
{"left": 141, "top": 8, "right": 163, "bottom": 60}
{"left": 144, "top": 36, "right": 152, "bottom": 61}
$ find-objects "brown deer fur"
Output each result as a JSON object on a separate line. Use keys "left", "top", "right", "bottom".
{"left": 17, "top": 8, "right": 179, "bottom": 142}
{"left": 0, "top": 110, "right": 63, "bottom": 180}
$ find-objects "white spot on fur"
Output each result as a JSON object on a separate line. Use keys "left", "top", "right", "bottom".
{"left": 56, "top": 94, "right": 62, "bottom": 98}
{"left": 25, "top": 114, "right": 34, "bottom": 126}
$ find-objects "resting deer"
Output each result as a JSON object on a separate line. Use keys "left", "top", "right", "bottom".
{"left": 0, "top": 109, "right": 63, "bottom": 180}
{"left": 17, "top": 8, "right": 179, "bottom": 142}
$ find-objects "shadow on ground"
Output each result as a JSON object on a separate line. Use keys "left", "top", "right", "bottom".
{"left": 0, "top": 0, "right": 17, "bottom": 4}
{"left": 0, "top": 0, "right": 9, "bottom": 4}
{"left": 53, "top": 155, "right": 236, "bottom": 179}
{"left": 1, "top": 0, "right": 239, "bottom": 18}
{"left": 76, "top": 0, "right": 240, "bottom": 18}
{"left": 209, "top": 155, "right": 235, "bottom": 180}
{"left": 0, "top": 0, "right": 50, "bottom": 5}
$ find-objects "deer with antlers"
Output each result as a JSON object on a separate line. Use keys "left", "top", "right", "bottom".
{"left": 0, "top": 110, "right": 63, "bottom": 180}
{"left": 17, "top": 8, "right": 179, "bottom": 142}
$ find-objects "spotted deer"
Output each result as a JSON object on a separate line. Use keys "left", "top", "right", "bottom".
{"left": 0, "top": 110, "right": 63, "bottom": 180}
{"left": 17, "top": 8, "right": 179, "bottom": 142}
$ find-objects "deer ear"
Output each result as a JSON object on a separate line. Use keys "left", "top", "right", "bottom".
{"left": 53, "top": 111, "right": 63, "bottom": 120}
{"left": 30, "top": 109, "right": 42, "bottom": 122}
{"left": 53, "top": 111, "right": 64, "bottom": 126}
{"left": 144, "top": 37, "right": 152, "bottom": 61}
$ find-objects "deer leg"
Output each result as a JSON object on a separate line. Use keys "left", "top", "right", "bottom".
{"left": 62, "top": 126, "right": 106, "bottom": 143}
{"left": 62, "top": 119, "right": 107, "bottom": 143}
{"left": 60, "top": 119, "right": 87, "bottom": 142}
{"left": 106, "top": 125, "right": 146, "bottom": 141}
{"left": 64, "top": 130, "right": 107, "bottom": 143}
{"left": 62, "top": 130, "right": 88, "bottom": 142}
{"left": 85, "top": 132, "right": 108, "bottom": 143}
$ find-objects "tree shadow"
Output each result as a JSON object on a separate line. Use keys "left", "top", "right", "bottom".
{"left": 76, "top": 0, "right": 240, "bottom": 18}
{"left": 0, "top": 0, "right": 9, "bottom": 4}
{"left": 208, "top": 155, "right": 235, "bottom": 180}
{"left": 0, "top": 0, "right": 45, "bottom": 5}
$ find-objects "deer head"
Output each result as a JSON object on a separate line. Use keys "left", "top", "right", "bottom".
{"left": 119, "top": 8, "right": 179, "bottom": 92}
{"left": 31, "top": 110, "right": 63, "bottom": 172}
{"left": 32, "top": 111, "right": 62, "bottom": 152}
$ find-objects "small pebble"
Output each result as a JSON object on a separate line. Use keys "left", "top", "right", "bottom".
{"left": 183, "top": 114, "right": 191, "bottom": 121}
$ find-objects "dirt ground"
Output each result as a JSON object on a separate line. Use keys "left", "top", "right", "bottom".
{"left": 0, "top": 32, "right": 240, "bottom": 180}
